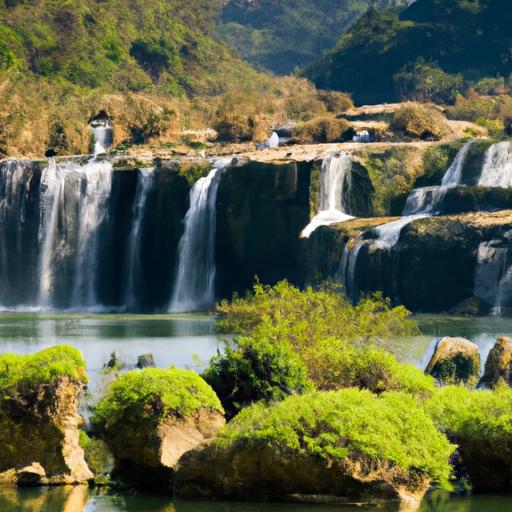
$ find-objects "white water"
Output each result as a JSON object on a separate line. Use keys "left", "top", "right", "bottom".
{"left": 124, "top": 168, "right": 155, "bottom": 309}
{"left": 169, "top": 159, "right": 229, "bottom": 312}
{"left": 338, "top": 141, "right": 474, "bottom": 302}
{"left": 301, "top": 152, "right": 354, "bottom": 238}
{"left": 38, "top": 159, "right": 66, "bottom": 306}
{"left": 91, "top": 119, "right": 113, "bottom": 155}
{"left": 479, "top": 141, "right": 512, "bottom": 187}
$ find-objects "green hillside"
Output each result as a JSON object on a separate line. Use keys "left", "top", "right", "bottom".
{"left": 217, "top": 0, "right": 411, "bottom": 75}
{"left": 305, "top": 0, "right": 512, "bottom": 104}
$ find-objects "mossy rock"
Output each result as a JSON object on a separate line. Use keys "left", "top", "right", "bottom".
{"left": 92, "top": 368, "right": 225, "bottom": 489}
{"left": 478, "top": 336, "right": 512, "bottom": 389}
{"left": 425, "top": 337, "right": 480, "bottom": 386}
{"left": 175, "top": 389, "right": 454, "bottom": 506}
{"left": 426, "top": 386, "right": 512, "bottom": 492}
{"left": 0, "top": 346, "right": 92, "bottom": 485}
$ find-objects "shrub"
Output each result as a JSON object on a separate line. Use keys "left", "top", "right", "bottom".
{"left": 215, "top": 389, "right": 454, "bottom": 490}
{"left": 393, "top": 59, "right": 463, "bottom": 104}
{"left": 0, "top": 345, "right": 87, "bottom": 392}
{"left": 79, "top": 431, "right": 113, "bottom": 476}
{"left": 425, "top": 386, "right": 512, "bottom": 491}
{"left": 203, "top": 336, "right": 312, "bottom": 419}
{"left": 472, "top": 76, "right": 507, "bottom": 96}
{"left": 216, "top": 281, "right": 416, "bottom": 342}
{"left": 216, "top": 281, "right": 427, "bottom": 396}
{"left": 316, "top": 90, "right": 353, "bottom": 113}
{"left": 91, "top": 368, "right": 223, "bottom": 432}
{"left": 389, "top": 103, "right": 448, "bottom": 140}
{"left": 292, "top": 117, "right": 353, "bottom": 143}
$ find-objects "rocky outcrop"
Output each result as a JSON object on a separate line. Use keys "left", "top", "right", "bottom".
{"left": 303, "top": 211, "right": 512, "bottom": 313}
{"left": 175, "top": 389, "right": 454, "bottom": 509}
{"left": 478, "top": 336, "right": 512, "bottom": 389}
{"left": 0, "top": 347, "right": 92, "bottom": 486}
{"left": 425, "top": 337, "right": 480, "bottom": 385}
{"left": 91, "top": 368, "right": 225, "bottom": 489}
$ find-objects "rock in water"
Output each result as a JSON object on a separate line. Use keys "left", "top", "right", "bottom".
{"left": 478, "top": 336, "right": 512, "bottom": 388}
{"left": 175, "top": 389, "right": 454, "bottom": 508}
{"left": 136, "top": 353, "right": 155, "bottom": 369}
{"left": 91, "top": 368, "right": 225, "bottom": 489}
{"left": 0, "top": 346, "right": 92, "bottom": 485}
{"left": 425, "top": 337, "right": 480, "bottom": 385}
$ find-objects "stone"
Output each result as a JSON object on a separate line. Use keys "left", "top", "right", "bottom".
{"left": 136, "top": 353, "right": 155, "bottom": 369}
{"left": 16, "top": 463, "right": 48, "bottom": 486}
{"left": 425, "top": 337, "right": 480, "bottom": 385}
{"left": 478, "top": 336, "right": 512, "bottom": 388}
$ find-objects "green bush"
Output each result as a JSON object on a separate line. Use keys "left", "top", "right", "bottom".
{"left": 215, "top": 388, "right": 454, "bottom": 489}
{"left": 79, "top": 431, "right": 113, "bottom": 476}
{"left": 216, "top": 281, "right": 428, "bottom": 397}
{"left": 91, "top": 368, "right": 223, "bottom": 432}
{"left": 425, "top": 386, "right": 512, "bottom": 491}
{"left": 389, "top": 103, "right": 448, "bottom": 140}
{"left": 0, "top": 346, "right": 87, "bottom": 393}
{"left": 203, "top": 336, "right": 312, "bottom": 419}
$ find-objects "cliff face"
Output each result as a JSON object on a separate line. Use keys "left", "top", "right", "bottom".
{"left": 305, "top": 211, "right": 512, "bottom": 314}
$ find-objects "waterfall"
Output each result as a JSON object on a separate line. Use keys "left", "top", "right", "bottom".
{"left": 91, "top": 119, "right": 113, "bottom": 155}
{"left": 0, "top": 161, "right": 33, "bottom": 302}
{"left": 38, "top": 159, "right": 66, "bottom": 307}
{"left": 169, "top": 159, "right": 230, "bottom": 313}
{"left": 474, "top": 241, "right": 509, "bottom": 309}
{"left": 479, "top": 141, "right": 512, "bottom": 187}
{"left": 124, "top": 168, "right": 154, "bottom": 309}
{"left": 441, "top": 139, "right": 475, "bottom": 187}
{"left": 70, "top": 159, "right": 113, "bottom": 309}
{"left": 337, "top": 141, "right": 474, "bottom": 303}
{"left": 301, "top": 152, "right": 354, "bottom": 238}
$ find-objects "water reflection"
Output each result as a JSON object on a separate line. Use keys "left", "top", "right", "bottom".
{"left": 1, "top": 488, "right": 512, "bottom": 512}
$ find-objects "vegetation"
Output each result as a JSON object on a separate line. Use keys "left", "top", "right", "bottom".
{"left": 91, "top": 368, "right": 223, "bottom": 432}
{"left": 214, "top": 281, "right": 433, "bottom": 397}
{"left": 0, "top": 0, "right": 339, "bottom": 156}
{"left": 79, "top": 431, "right": 113, "bottom": 476}
{"left": 389, "top": 103, "right": 448, "bottom": 140}
{"left": 425, "top": 386, "right": 512, "bottom": 490}
{"left": 214, "top": 388, "right": 454, "bottom": 489}
{"left": 203, "top": 336, "right": 312, "bottom": 419}
{"left": 394, "top": 59, "right": 464, "bottom": 104}
{"left": 0, "top": 346, "right": 87, "bottom": 393}
{"left": 218, "top": 0, "right": 411, "bottom": 74}
{"left": 292, "top": 117, "right": 353, "bottom": 143}
{"left": 305, "top": 0, "right": 512, "bottom": 104}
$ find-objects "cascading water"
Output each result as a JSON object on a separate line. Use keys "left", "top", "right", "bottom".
{"left": 37, "top": 157, "right": 115, "bottom": 310}
{"left": 91, "top": 118, "right": 113, "bottom": 155}
{"left": 339, "top": 141, "right": 475, "bottom": 302}
{"left": 124, "top": 168, "right": 155, "bottom": 309}
{"left": 301, "top": 152, "right": 354, "bottom": 238}
{"left": 169, "top": 158, "right": 230, "bottom": 313}
{"left": 478, "top": 141, "right": 512, "bottom": 187}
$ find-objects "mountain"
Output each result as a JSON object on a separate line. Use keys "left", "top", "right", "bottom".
{"left": 0, "top": 0, "right": 253, "bottom": 96}
{"left": 217, "top": 0, "right": 412, "bottom": 75}
{"left": 0, "top": 0, "right": 320, "bottom": 157}
{"left": 305, "top": 0, "right": 512, "bottom": 104}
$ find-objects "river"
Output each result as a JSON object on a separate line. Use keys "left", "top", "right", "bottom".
{"left": 0, "top": 312, "right": 511, "bottom": 510}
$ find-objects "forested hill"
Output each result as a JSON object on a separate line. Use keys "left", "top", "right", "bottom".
{"left": 305, "top": 0, "right": 512, "bottom": 104}
{"left": 217, "top": 0, "right": 412, "bottom": 75}
{"left": 0, "top": 0, "right": 251, "bottom": 95}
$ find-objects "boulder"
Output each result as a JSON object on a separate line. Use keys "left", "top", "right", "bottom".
{"left": 425, "top": 337, "right": 480, "bottom": 386}
{"left": 478, "top": 336, "right": 512, "bottom": 389}
{"left": 92, "top": 368, "right": 225, "bottom": 489}
{"left": 175, "top": 389, "right": 454, "bottom": 509}
{"left": 0, "top": 346, "right": 93, "bottom": 485}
